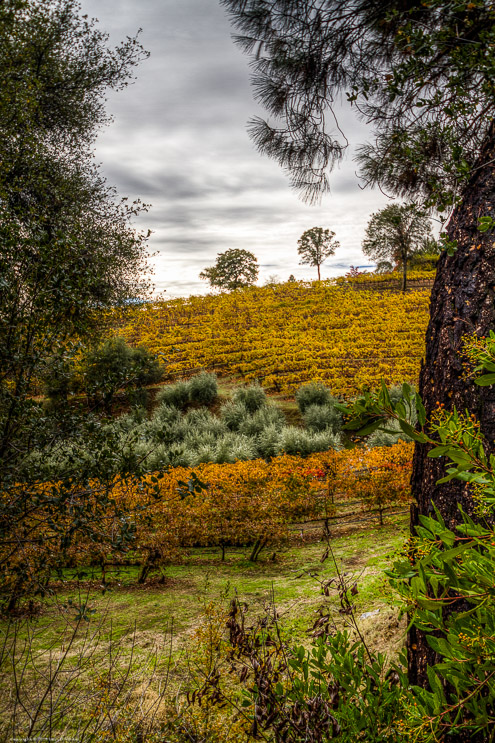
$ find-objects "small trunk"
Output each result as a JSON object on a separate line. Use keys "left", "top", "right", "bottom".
{"left": 249, "top": 537, "right": 266, "bottom": 562}
{"left": 220, "top": 543, "right": 226, "bottom": 561}
{"left": 137, "top": 560, "right": 151, "bottom": 584}
{"left": 7, "top": 588, "right": 19, "bottom": 614}
{"left": 401, "top": 259, "right": 407, "bottom": 293}
{"left": 327, "top": 476, "right": 335, "bottom": 505}
{"left": 317, "top": 263, "right": 321, "bottom": 281}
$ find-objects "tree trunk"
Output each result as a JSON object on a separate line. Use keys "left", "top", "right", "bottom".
{"left": 409, "top": 121, "right": 495, "bottom": 701}
{"left": 401, "top": 256, "right": 407, "bottom": 293}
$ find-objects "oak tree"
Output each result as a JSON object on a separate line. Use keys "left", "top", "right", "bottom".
{"left": 297, "top": 227, "right": 339, "bottom": 281}
{"left": 200, "top": 248, "right": 259, "bottom": 291}
{"left": 362, "top": 203, "right": 433, "bottom": 291}
{"left": 0, "top": 0, "right": 152, "bottom": 606}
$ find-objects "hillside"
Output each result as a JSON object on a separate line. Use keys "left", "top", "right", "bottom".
{"left": 116, "top": 274, "right": 432, "bottom": 396}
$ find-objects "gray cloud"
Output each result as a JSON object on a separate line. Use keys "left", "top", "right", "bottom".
{"left": 81, "top": 0, "right": 391, "bottom": 297}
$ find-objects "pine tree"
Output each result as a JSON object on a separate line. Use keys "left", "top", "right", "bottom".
{"left": 222, "top": 0, "right": 495, "bottom": 702}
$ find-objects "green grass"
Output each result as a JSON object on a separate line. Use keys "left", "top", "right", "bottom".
{"left": 16, "top": 514, "right": 408, "bottom": 651}
{"left": 0, "top": 514, "right": 409, "bottom": 741}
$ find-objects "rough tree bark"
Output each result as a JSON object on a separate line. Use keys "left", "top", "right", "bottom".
{"left": 409, "top": 120, "right": 495, "bottom": 704}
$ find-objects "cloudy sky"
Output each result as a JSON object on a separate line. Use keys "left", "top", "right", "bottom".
{"left": 81, "top": 0, "right": 392, "bottom": 297}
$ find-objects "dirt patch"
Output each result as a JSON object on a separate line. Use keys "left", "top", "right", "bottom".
{"left": 359, "top": 607, "right": 407, "bottom": 659}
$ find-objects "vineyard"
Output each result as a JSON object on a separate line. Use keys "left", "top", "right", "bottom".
{"left": 5, "top": 441, "right": 413, "bottom": 595}
{"left": 116, "top": 276, "right": 431, "bottom": 395}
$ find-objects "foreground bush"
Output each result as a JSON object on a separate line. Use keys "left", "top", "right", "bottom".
{"left": 197, "top": 597, "right": 407, "bottom": 742}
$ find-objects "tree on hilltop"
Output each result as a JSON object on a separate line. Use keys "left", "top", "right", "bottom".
{"left": 199, "top": 248, "right": 259, "bottom": 291}
{"left": 222, "top": 0, "right": 495, "bottom": 700}
{"left": 362, "top": 203, "right": 433, "bottom": 292}
{"left": 297, "top": 227, "right": 339, "bottom": 281}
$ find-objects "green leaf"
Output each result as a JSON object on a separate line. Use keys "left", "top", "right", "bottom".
{"left": 398, "top": 419, "right": 428, "bottom": 442}
{"left": 475, "top": 374, "right": 495, "bottom": 386}
{"left": 355, "top": 419, "right": 386, "bottom": 436}
{"left": 416, "top": 393, "right": 426, "bottom": 427}
{"left": 427, "top": 446, "right": 451, "bottom": 458}
{"left": 380, "top": 380, "right": 391, "bottom": 408}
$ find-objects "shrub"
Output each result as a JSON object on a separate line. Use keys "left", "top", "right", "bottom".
{"left": 209, "top": 599, "right": 405, "bottom": 743}
{"left": 188, "top": 371, "right": 219, "bottom": 405}
{"left": 256, "top": 425, "right": 282, "bottom": 459}
{"left": 278, "top": 427, "right": 315, "bottom": 456}
{"left": 295, "top": 382, "right": 332, "bottom": 412}
{"left": 309, "top": 429, "right": 341, "bottom": 453}
{"left": 219, "top": 400, "right": 248, "bottom": 430}
{"left": 238, "top": 406, "right": 285, "bottom": 436}
{"left": 156, "top": 380, "right": 190, "bottom": 410}
{"left": 303, "top": 402, "right": 342, "bottom": 433}
{"left": 183, "top": 430, "right": 219, "bottom": 458}
{"left": 148, "top": 408, "right": 183, "bottom": 445}
{"left": 232, "top": 384, "right": 267, "bottom": 413}
{"left": 213, "top": 433, "right": 257, "bottom": 463}
{"left": 185, "top": 440, "right": 219, "bottom": 467}
{"left": 279, "top": 426, "right": 340, "bottom": 456}
{"left": 80, "top": 337, "right": 163, "bottom": 411}
{"left": 183, "top": 407, "right": 214, "bottom": 429}
{"left": 187, "top": 410, "right": 227, "bottom": 437}
{"left": 152, "top": 403, "right": 182, "bottom": 426}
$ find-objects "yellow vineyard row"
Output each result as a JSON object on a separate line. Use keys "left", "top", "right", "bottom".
{"left": 115, "top": 279, "right": 431, "bottom": 395}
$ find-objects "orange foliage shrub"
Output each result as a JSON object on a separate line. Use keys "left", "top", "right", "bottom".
{"left": 337, "top": 441, "right": 413, "bottom": 523}
{"left": 3, "top": 443, "right": 414, "bottom": 592}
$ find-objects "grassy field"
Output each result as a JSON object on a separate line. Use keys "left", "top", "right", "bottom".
{"left": 42, "top": 514, "right": 407, "bottom": 644}
{"left": 1, "top": 514, "right": 409, "bottom": 741}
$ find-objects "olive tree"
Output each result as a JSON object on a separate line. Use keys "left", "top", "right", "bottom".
{"left": 297, "top": 227, "right": 340, "bottom": 281}
{"left": 362, "top": 203, "right": 433, "bottom": 291}
{"left": 199, "top": 248, "right": 259, "bottom": 291}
